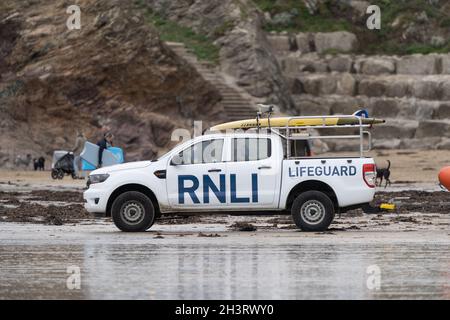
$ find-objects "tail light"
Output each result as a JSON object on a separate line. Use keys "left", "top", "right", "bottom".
{"left": 363, "top": 163, "right": 376, "bottom": 188}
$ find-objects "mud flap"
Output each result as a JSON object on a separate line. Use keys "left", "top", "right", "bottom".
{"left": 362, "top": 204, "right": 382, "bottom": 214}
{"left": 362, "top": 203, "right": 396, "bottom": 214}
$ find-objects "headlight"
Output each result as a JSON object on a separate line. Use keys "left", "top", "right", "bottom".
{"left": 87, "top": 174, "right": 110, "bottom": 187}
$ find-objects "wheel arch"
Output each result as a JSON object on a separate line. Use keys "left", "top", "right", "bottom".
{"left": 286, "top": 180, "right": 338, "bottom": 211}
{"left": 106, "top": 184, "right": 160, "bottom": 217}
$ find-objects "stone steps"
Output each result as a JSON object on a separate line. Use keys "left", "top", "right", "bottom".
{"left": 267, "top": 32, "right": 358, "bottom": 55}
{"left": 289, "top": 73, "right": 450, "bottom": 101}
{"left": 304, "top": 116, "right": 450, "bottom": 149}
{"left": 165, "top": 41, "right": 256, "bottom": 122}
{"left": 222, "top": 100, "right": 249, "bottom": 105}
{"left": 278, "top": 52, "right": 450, "bottom": 76}
{"left": 292, "top": 93, "right": 450, "bottom": 145}
{"left": 224, "top": 108, "right": 256, "bottom": 114}
{"left": 226, "top": 114, "right": 256, "bottom": 121}
{"left": 269, "top": 36, "right": 450, "bottom": 150}
{"left": 292, "top": 94, "right": 450, "bottom": 121}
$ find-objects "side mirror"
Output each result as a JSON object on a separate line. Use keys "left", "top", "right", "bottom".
{"left": 170, "top": 154, "right": 183, "bottom": 166}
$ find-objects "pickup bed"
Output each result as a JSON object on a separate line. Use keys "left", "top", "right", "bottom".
{"left": 84, "top": 132, "right": 376, "bottom": 232}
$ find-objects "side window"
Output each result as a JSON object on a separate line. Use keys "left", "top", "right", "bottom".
{"left": 231, "top": 138, "right": 271, "bottom": 162}
{"left": 179, "top": 139, "right": 224, "bottom": 164}
{"left": 281, "top": 138, "right": 312, "bottom": 158}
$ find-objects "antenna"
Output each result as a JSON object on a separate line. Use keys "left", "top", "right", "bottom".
{"left": 257, "top": 104, "right": 275, "bottom": 129}
{"left": 257, "top": 104, "right": 275, "bottom": 114}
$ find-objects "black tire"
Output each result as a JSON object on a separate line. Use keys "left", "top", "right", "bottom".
{"left": 291, "top": 191, "right": 335, "bottom": 232}
{"left": 51, "top": 169, "right": 59, "bottom": 180}
{"left": 111, "top": 191, "right": 155, "bottom": 232}
{"left": 57, "top": 170, "right": 64, "bottom": 180}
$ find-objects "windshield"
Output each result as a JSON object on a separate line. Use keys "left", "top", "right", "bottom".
{"left": 157, "top": 138, "right": 194, "bottom": 161}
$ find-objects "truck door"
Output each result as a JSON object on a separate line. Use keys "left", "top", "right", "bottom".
{"left": 166, "top": 138, "right": 227, "bottom": 209}
{"left": 226, "top": 137, "right": 279, "bottom": 208}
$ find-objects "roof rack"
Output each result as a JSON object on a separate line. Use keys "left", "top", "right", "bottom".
{"left": 272, "top": 115, "right": 372, "bottom": 159}
{"left": 252, "top": 107, "right": 373, "bottom": 158}
{"left": 210, "top": 105, "right": 380, "bottom": 159}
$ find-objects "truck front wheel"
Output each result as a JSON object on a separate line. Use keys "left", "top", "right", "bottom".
{"left": 111, "top": 191, "right": 155, "bottom": 232}
{"left": 291, "top": 191, "right": 334, "bottom": 232}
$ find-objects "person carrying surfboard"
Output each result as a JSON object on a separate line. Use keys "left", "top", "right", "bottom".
{"left": 97, "top": 132, "right": 114, "bottom": 168}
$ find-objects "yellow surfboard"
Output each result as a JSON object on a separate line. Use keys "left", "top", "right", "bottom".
{"left": 210, "top": 116, "right": 385, "bottom": 131}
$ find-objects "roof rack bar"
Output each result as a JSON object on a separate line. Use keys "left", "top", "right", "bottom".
{"left": 280, "top": 114, "right": 366, "bottom": 158}
{"left": 263, "top": 124, "right": 372, "bottom": 130}
{"left": 299, "top": 135, "right": 361, "bottom": 140}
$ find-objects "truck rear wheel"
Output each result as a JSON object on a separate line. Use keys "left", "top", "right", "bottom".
{"left": 291, "top": 191, "right": 334, "bottom": 232}
{"left": 111, "top": 191, "right": 155, "bottom": 232}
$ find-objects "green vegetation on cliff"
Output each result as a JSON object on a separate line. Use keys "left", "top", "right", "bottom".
{"left": 254, "top": 0, "right": 450, "bottom": 55}
{"left": 254, "top": 0, "right": 352, "bottom": 32}
{"left": 136, "top": 1, "right": 220, "bottom": 64}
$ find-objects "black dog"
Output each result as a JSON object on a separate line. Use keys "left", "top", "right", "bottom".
{"left": 376, "top": 160, "right": 391, "bottom": 188}
{"left": 33, "top": 157, "right": 45, "bottom": 171}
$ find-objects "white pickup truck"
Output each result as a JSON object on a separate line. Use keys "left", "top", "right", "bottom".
{"left": 84, "top": 115, "right": 378, "bottom": 232}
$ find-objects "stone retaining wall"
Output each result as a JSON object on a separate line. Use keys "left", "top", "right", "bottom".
{"left": 268, "top": 32, "right": 450, "bottom": 150}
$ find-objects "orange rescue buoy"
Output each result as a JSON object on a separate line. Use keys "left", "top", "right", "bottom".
{"left": 438, "top": 166, "right": 450, "bottom": 190}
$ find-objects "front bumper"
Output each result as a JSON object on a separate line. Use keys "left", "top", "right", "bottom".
{"left": 83, "top": 185, "right": 109, "bottom": 213}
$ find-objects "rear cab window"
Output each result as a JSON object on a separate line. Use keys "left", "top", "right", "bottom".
{"left": 231, "top": 137, "right": 272, "bottom": 162}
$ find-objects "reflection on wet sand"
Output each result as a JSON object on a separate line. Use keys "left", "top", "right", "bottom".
{"left": 1, "top": 242, "right": 449, "bottom": 299}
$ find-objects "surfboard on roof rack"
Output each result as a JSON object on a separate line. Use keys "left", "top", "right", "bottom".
{"left": 210, "top": 105, "right": 385, "bottom": 131}
{"left": 209, "top": 116, "right": 385, "bottom": 131}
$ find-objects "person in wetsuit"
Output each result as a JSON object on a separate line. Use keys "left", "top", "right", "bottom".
{"left": 97, "top": 131, "right": 114, "bottom": 168}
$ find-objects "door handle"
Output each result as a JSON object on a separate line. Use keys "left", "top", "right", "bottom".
{"left": 208, "top": 168, "right": 222, "bottom": 172}
{"left": 258, "top": 166, "right": 271, "bottom": 170}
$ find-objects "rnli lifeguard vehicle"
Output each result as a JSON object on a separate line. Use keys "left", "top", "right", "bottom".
{"left": 84, "top": 106, "right": 385, "bottom": 232}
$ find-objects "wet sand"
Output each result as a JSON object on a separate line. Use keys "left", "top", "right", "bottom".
{"left": 0, "top": 221, "right": 449, "bottom": 299}
{"left": 1, "top": 152, "right": 450, "bottom": 300}
{"left": 0, "top": 187, "right": 449, "bottom": 300}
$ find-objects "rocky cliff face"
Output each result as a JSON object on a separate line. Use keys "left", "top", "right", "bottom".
{"left": 144, "top": 0, "right": 295, "bottom": 112}
{"left": 0, "top": 0, "right": 224, "bottom": 167}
